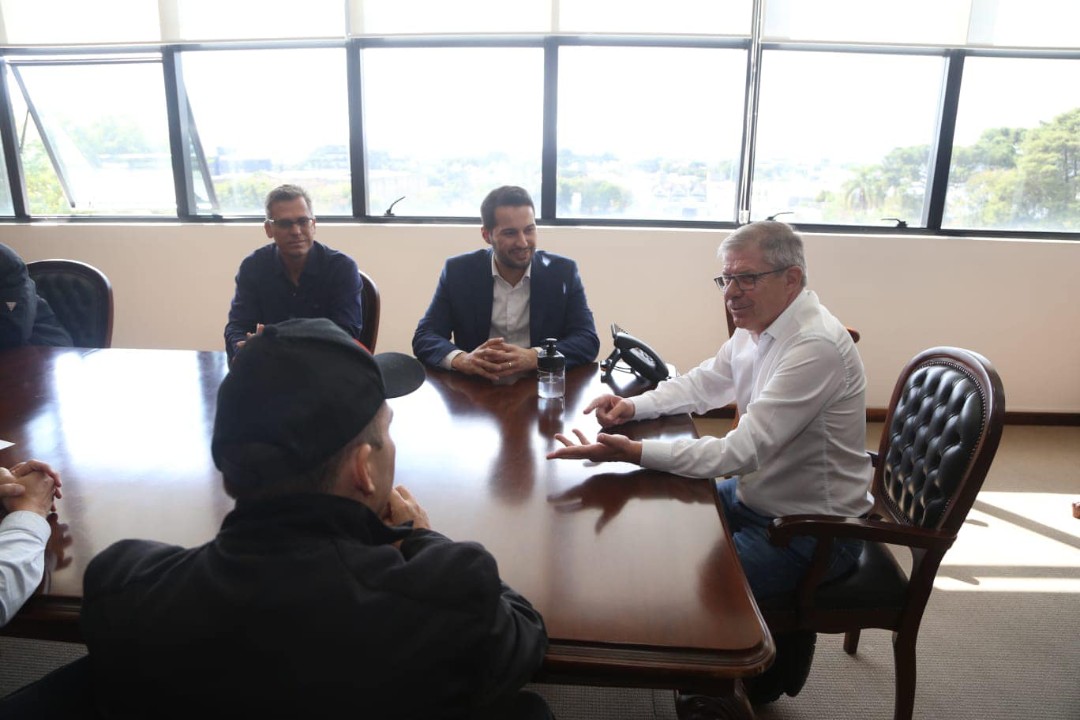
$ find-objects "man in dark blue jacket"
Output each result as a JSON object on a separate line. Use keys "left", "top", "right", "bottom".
{"left": 224, "top": 184, "right": 364, "bottom": 362}
{"left": 413, "top": 186, "right": 599, "bottom": 381}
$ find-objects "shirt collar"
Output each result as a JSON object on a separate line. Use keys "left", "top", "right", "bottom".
{"left": 761, "top": 288, "right": 812, "bottom": 343}
{"left": 273, "top": 241, "right": 324, "bottom": 279}
{"left": 489, "top": 251, "right": 532, "bottom": 285}
{"left": 225, "top": 492, "right": 411, "bottom": 546}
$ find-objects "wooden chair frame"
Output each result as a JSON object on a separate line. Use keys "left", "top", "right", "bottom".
{"left": 358, "top": 268, "right": 380, "bottom": 352}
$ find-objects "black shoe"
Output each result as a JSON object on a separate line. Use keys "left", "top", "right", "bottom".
{"left": 743, "top": 631, "right": 817, "bottom": 706}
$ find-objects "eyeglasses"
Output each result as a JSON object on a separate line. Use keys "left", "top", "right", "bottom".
{"left": 267, "top": 216, "right": 314, "bottom": 230}
{"left": 713, "top": 267, "right": 790, "bottom": 292}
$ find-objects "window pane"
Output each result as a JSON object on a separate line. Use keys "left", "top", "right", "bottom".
{"left": 943, "top": 58, "right": 1080, "bottom": 232}
{"left": 9, "top": 61, "right": 175, "bottom": 216}
{"left": 558, "top": 0, "right": 751, "bottom": 35}
{"left": 358, "top": 0, "right": 550, "bottom": 35}
{"left": 169, "top": 0, "right": 343, "bottom": 41}
{"left": 751, "top": 51, "right": 945, "bottom": 227}
{"left": 181, "top": 48, "right": 351, "bottom": 216}
{"left": 362, "top": 47, "right": 543, "bottom": 217}
{"left": 966, "top": 0, "right": 1080, "bottom": 48}
{"left": 764, "top": 0, "right": 971, "bottom": 46}
{"left": 0, "top": 0, "right": 160, "bottom": 45}
{"left": 557, "top": 46, "right": 745, "bottom": 221}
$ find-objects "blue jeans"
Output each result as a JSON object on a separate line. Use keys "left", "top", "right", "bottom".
{"left": 715, "top": 477, "right": 863, "bottom": 601}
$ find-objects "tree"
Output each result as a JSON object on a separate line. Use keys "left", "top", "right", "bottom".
{"left": 836, "top": 145, "right": 928, "bottom": 224}
{"left": 1016, "top": 107, "right": 1080, "bottom": 227}
{"left": 951, "top": 126, "right": 1025, "bottom": 182}
{"left": 557, "top": 177, "right": 631, "bottom": 215}
{"left": 20, "top": 131, "right": 69, "bottom": 214}
{"left": 68, "top": 115, "right": 164, "bottom": 166}
{"left": 827, "top": 107, "right": 1079, "bottom": 229}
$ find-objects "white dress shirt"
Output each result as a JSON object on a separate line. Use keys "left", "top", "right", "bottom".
{"left": 636, "top": 290, "right": 873, "bottom": 518}
{"left": 489, "top": 255, "right": 532, "bottom": 350}
{"left": 0, "top": 510, "right": 49, "bottom": 627}
{"left": 441, "top": 255, "right": 533, "bottom": 369}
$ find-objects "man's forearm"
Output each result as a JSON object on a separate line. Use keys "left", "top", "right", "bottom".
{"left": 0, "top": 512, "right": 50, "bottom": 627}
{"left": 556, "top": 329, "right": 600, "bottom": 368}
{"left": 474, "top": 582, "right": 548, "bottom": 708}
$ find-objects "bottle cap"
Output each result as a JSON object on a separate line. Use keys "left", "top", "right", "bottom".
{"left": 537, "top": 338, "right": 566, "bottom": 371}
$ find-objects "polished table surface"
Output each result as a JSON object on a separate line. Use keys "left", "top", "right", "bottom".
{"left": 0, "top": 346, "right": 772, "bottom": 695}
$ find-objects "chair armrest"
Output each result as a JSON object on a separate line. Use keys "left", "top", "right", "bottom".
{"left": 868, "top": 450, "right": 879, "bottom": 468}
{"left": 768, "top": 514, "right": 956, "bottom": 552}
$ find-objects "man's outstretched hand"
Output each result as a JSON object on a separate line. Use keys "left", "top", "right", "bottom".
{"left": 546, "top": 429, "right": 643, "bottom": 465}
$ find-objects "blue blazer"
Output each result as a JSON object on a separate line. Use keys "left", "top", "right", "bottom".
{"left": 412, "top": 249, "right": 600, "bottom": 368}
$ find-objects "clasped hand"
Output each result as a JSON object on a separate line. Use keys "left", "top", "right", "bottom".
{"left": 452, "top": 338, "right": 537, "bottom": 382}
{"left": 1, "top": 460, "right": 63, "bottom": 517}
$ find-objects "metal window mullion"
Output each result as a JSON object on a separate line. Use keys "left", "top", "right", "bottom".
{"left": 924, "top": 50, "right": 965, "bottom": 230}
{"left": 0, "top": 59, "right": 29, "bottom": 218}
{"left": 163, "top": 47, "right": 199, "bottom": 219}
{"left": 540, "top": 38, "right": 558, "bottom": 221}
{"left": 735, "top": 0, "right": 765, "bottom": 225}
{"left": 187, "top": 99, "right": 218, "bottom": 215}
{"left": 347, "top": 39, "right": 366, "bottom": 218}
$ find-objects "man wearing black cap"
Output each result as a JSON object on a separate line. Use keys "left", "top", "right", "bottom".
{"left": 78, "top": 318, "right": 551, "bottom": 719}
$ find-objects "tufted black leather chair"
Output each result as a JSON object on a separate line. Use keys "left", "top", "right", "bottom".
{"left": 358, "top": 268, "right": 380, "bottom": 352}
{"left": 27, "top": 259, "right": 113, "bottom": 348}
{"left": 758, "top": 347, "right": 1005, "bottom": 720}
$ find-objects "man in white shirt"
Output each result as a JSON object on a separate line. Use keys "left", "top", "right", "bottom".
{"left": 0, "top": 461, "right": 61, "bottom": 627}
{"left": 548, "top": 221, "right": 872, "bottom": 703}
{"left": 548, "top": 220, "right": 872, "bottom": 599}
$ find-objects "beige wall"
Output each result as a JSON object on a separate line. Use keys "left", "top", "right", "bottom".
{"left": 3, "top": 222, "right": 1077, "bottom": 412}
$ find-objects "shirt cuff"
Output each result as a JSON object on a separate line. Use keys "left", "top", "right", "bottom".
{"left": 440, "top": 349, "right": 464, "bottom": 371}
{"left": 630, "top": 393, "right": 661, "bottom": 420}
{"left": 640, "top": 439, "right": 674, "bottom": 472}
{"left": 0, "top": 511, "right": 51, "bottom": 542}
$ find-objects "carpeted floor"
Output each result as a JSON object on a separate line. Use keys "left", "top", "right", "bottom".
{"left": 3, "top": 424, "right": 1078, "bottom": 719}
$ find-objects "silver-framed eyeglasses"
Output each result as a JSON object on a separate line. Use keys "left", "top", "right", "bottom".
{"left": 713, "top": 267, "right": 790, "bottom": 292}
{"left": 267, "top": 216, "right": 314, "bottom": 230}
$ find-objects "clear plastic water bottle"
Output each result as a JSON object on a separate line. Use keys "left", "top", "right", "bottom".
{"left": 537, "top": 338, "right": 566, "bottom": 399}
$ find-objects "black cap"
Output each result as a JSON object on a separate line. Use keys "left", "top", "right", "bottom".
{"left": 211, "top": 318, "right": 425, "bottom": 489}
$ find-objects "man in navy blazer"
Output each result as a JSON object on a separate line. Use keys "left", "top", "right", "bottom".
{"left": 413, "top": 186, "right": 599, "bottom": 381}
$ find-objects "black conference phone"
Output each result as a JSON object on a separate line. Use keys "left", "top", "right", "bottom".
{"left": 600, "top": 323, "right": 670, "bottom": 383}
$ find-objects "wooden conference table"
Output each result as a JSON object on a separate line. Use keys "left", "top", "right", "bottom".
{"left": 0, "top": 346, "right": 772, "bottom": 712}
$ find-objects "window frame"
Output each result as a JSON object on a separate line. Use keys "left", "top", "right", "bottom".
{"left": 0, "top": 31, "right": 1075, "bottom": 239}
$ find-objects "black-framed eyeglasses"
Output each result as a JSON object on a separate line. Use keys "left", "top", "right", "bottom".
{"left": 713, "top": 267, "right": 790, "bottom": 292}
{"left": 267, "top": 216, "right": 314, "bottom": 230}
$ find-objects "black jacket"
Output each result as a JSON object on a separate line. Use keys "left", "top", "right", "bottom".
{"left": 81, "top": 493, "right": 548, "bottom": 719}
{"left": 0, "top": 243, "right": 72, "bottom": 349}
